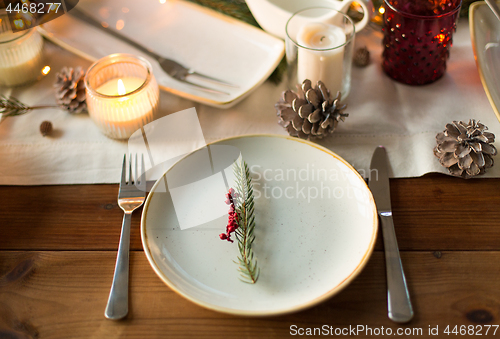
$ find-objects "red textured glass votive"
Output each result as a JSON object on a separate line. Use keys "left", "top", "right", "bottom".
{"left": 382, "top": 0, "right": 461, "bottom": 85}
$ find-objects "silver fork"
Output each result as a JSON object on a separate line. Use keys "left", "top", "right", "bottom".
{"left": 69, "top": 8, "right": 236, "bottom": 95}
{"left": 105, "top": 154, "right": 146, "bottom": 320}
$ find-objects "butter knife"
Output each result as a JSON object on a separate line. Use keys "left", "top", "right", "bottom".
{"left": 369, "top": 146, "right": 414, "bottom": 323}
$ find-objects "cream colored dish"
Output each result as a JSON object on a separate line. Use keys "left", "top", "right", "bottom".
{"left": 141, "top": 134, "right": 378, "bottom": 316}
{"left": 39, "top": 0, "right": 284, "bottom": 108}
{"left": 470, "top": 1, "right": 500, "bottom": 122}
{"left": 246, "top": 0, "right": 372, "bottom": 39}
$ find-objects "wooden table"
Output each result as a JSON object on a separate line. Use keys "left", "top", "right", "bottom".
{"left": 1, "top": 174, "right": 500, "bottom": 338}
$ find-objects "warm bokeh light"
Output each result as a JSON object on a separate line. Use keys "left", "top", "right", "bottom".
{"left": 101, "top": 21, "right": 109, "bottom": 28}
{"left": 41, "top": 66, "right": 51, "bottom": 75}
{"left": 116, "top": 20, "right": 125, "bottom": 30}
{"left": 379, "top": 7, "right": 385, "bottom": 14}
{"left": 435, "top": 34, "right": 446, "bottom": 43}
{"left": 159, "top": 0, "right": 166, "bottom": 4}
{"left": 117, "top": 79, "right": 126, "bottom": 95}
{"left": 99, "top": 7, "right": 110, "bottom": 19}
{"left": 13, "top": 19, "right": 24, "bottom": 29}
{"left": 122, "top": 7, "right": 129, "bottom": 13}
{"left": 350, "top": 2, "right": 363, "bottom": 13}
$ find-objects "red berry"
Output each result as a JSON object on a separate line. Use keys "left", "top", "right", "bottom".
{"left": 220, "top": 188, "right": 241, "bottom": 242}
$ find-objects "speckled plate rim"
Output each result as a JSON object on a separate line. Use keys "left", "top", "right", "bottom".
{"left": 140, "top": 134, "right": 378, "bottom": 316}
{"left": 470, "top": 1, "right": 500, "bottom": 123}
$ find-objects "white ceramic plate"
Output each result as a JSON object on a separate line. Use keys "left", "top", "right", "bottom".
{"left": 38, "top": 0, "right": 284, "bottom": 108}
{"left": 470, "top": 1, "right": 500, "bottom": 122}
{"left": 141, "top": 135, "right": 377, "bottom": 316}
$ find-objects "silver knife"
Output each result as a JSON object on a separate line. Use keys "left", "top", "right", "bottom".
{"left": 369, "top": 146, "right": 414, "bottom": 323}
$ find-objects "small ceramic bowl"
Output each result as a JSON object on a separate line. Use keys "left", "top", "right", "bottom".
{"left": 246, "top": 0, "right": 373, "bottom": 39}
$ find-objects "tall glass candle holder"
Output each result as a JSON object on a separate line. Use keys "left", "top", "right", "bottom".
{"left": 286, "top": 7, "right": 355, "bottom": 99}
{"left": 0, "top": 12, "right": 44, "bottom": 87}
{"left": 85, "top": 54, "right": 159, "bottom": 140}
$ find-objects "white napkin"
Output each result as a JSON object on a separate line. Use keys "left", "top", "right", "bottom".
{"left": 0, "top": 18, "right": 498, "bottom": 185}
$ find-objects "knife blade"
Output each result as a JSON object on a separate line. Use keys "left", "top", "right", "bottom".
{"left": 369, "top": 146, "right": 414, "bottom": 323}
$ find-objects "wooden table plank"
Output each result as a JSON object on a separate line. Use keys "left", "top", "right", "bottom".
{"left": 391, "top": 175, "right": 500, "bottom": 251}
{"left": 1, "top": 250, "right": 499, "bottom": 338}
{"left": 1, "top": 174, "right": 500, "bottom": 251}
{"left": 0, "top": 184, "right": 141, "bottom": 251}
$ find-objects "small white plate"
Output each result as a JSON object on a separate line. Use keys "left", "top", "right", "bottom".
{"left": 470, "top": 1, "right": 500, "bottom": 122}
{"left": 38, "top": 0, "right": 284, "bottom": 108}
{"left": 141, "top": 135, "right": 378, "bottom": 316}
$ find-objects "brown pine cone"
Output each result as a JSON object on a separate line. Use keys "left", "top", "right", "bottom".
{"left": 54, "top": 67, "right": 87, "bottom": 114}
{"left": 434, "top": 120, "right": 497, "bottom": 178}
{"left": 276, "top": 79, "right": 348, "bottom": 140}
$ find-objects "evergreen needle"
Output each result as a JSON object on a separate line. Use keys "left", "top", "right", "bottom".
{"left": 233, "top": 159, "right": 259, "bottom": 284}
{"left": 0, "top": 95, "right": 59, "bottom": 118}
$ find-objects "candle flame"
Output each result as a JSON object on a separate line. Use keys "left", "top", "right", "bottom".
{"left": 41, "top": 66, "right": 51, "bottom": 75}
{"left": 379, "top": 7, "right": 385, "bottom": 14}
{"left": 117, "top": 79, "right": 126, "bottom": 95}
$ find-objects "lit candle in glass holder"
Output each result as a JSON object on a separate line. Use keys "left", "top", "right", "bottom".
{"left": 286, "top": 7, "right": 355, "bottom": 99}
{"left": 297, "top": 22, "right": 346, "bottom": 96}
{"left": 0, "top": 12, "right": 44, "bottom": 87}
{"left": 85, "top": 54, "right": 159, "bottom": 139}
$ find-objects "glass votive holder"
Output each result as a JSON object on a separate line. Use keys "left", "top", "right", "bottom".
{"left": 85, "top": 54, "right": 159, "bottom": 140}
{"left": 0, "top": 19, "right": 44, "bottom": 87}
{"left": 382, "top": 0, "right": 462, "bottom": 85}
{"left": 285, "top": 7, "right": 355, "bottom": 99}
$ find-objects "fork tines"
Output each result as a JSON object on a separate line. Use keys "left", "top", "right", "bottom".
{"left": 120, "top": 154, "right": 146, "bottom": 190}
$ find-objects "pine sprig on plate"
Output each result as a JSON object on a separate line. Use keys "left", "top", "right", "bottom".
{"left": 233, "top": 159, "right": 259, "bottom": 284}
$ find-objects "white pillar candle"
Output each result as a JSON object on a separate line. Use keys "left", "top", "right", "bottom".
{"left": 0, "top": 29, "right": 44, "bottom": 87}
{"left": 85, "top": 54, "right": 159, "bottom": 139}
{"left": 297, "top": 23, "right": 346, "bottom": 95}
